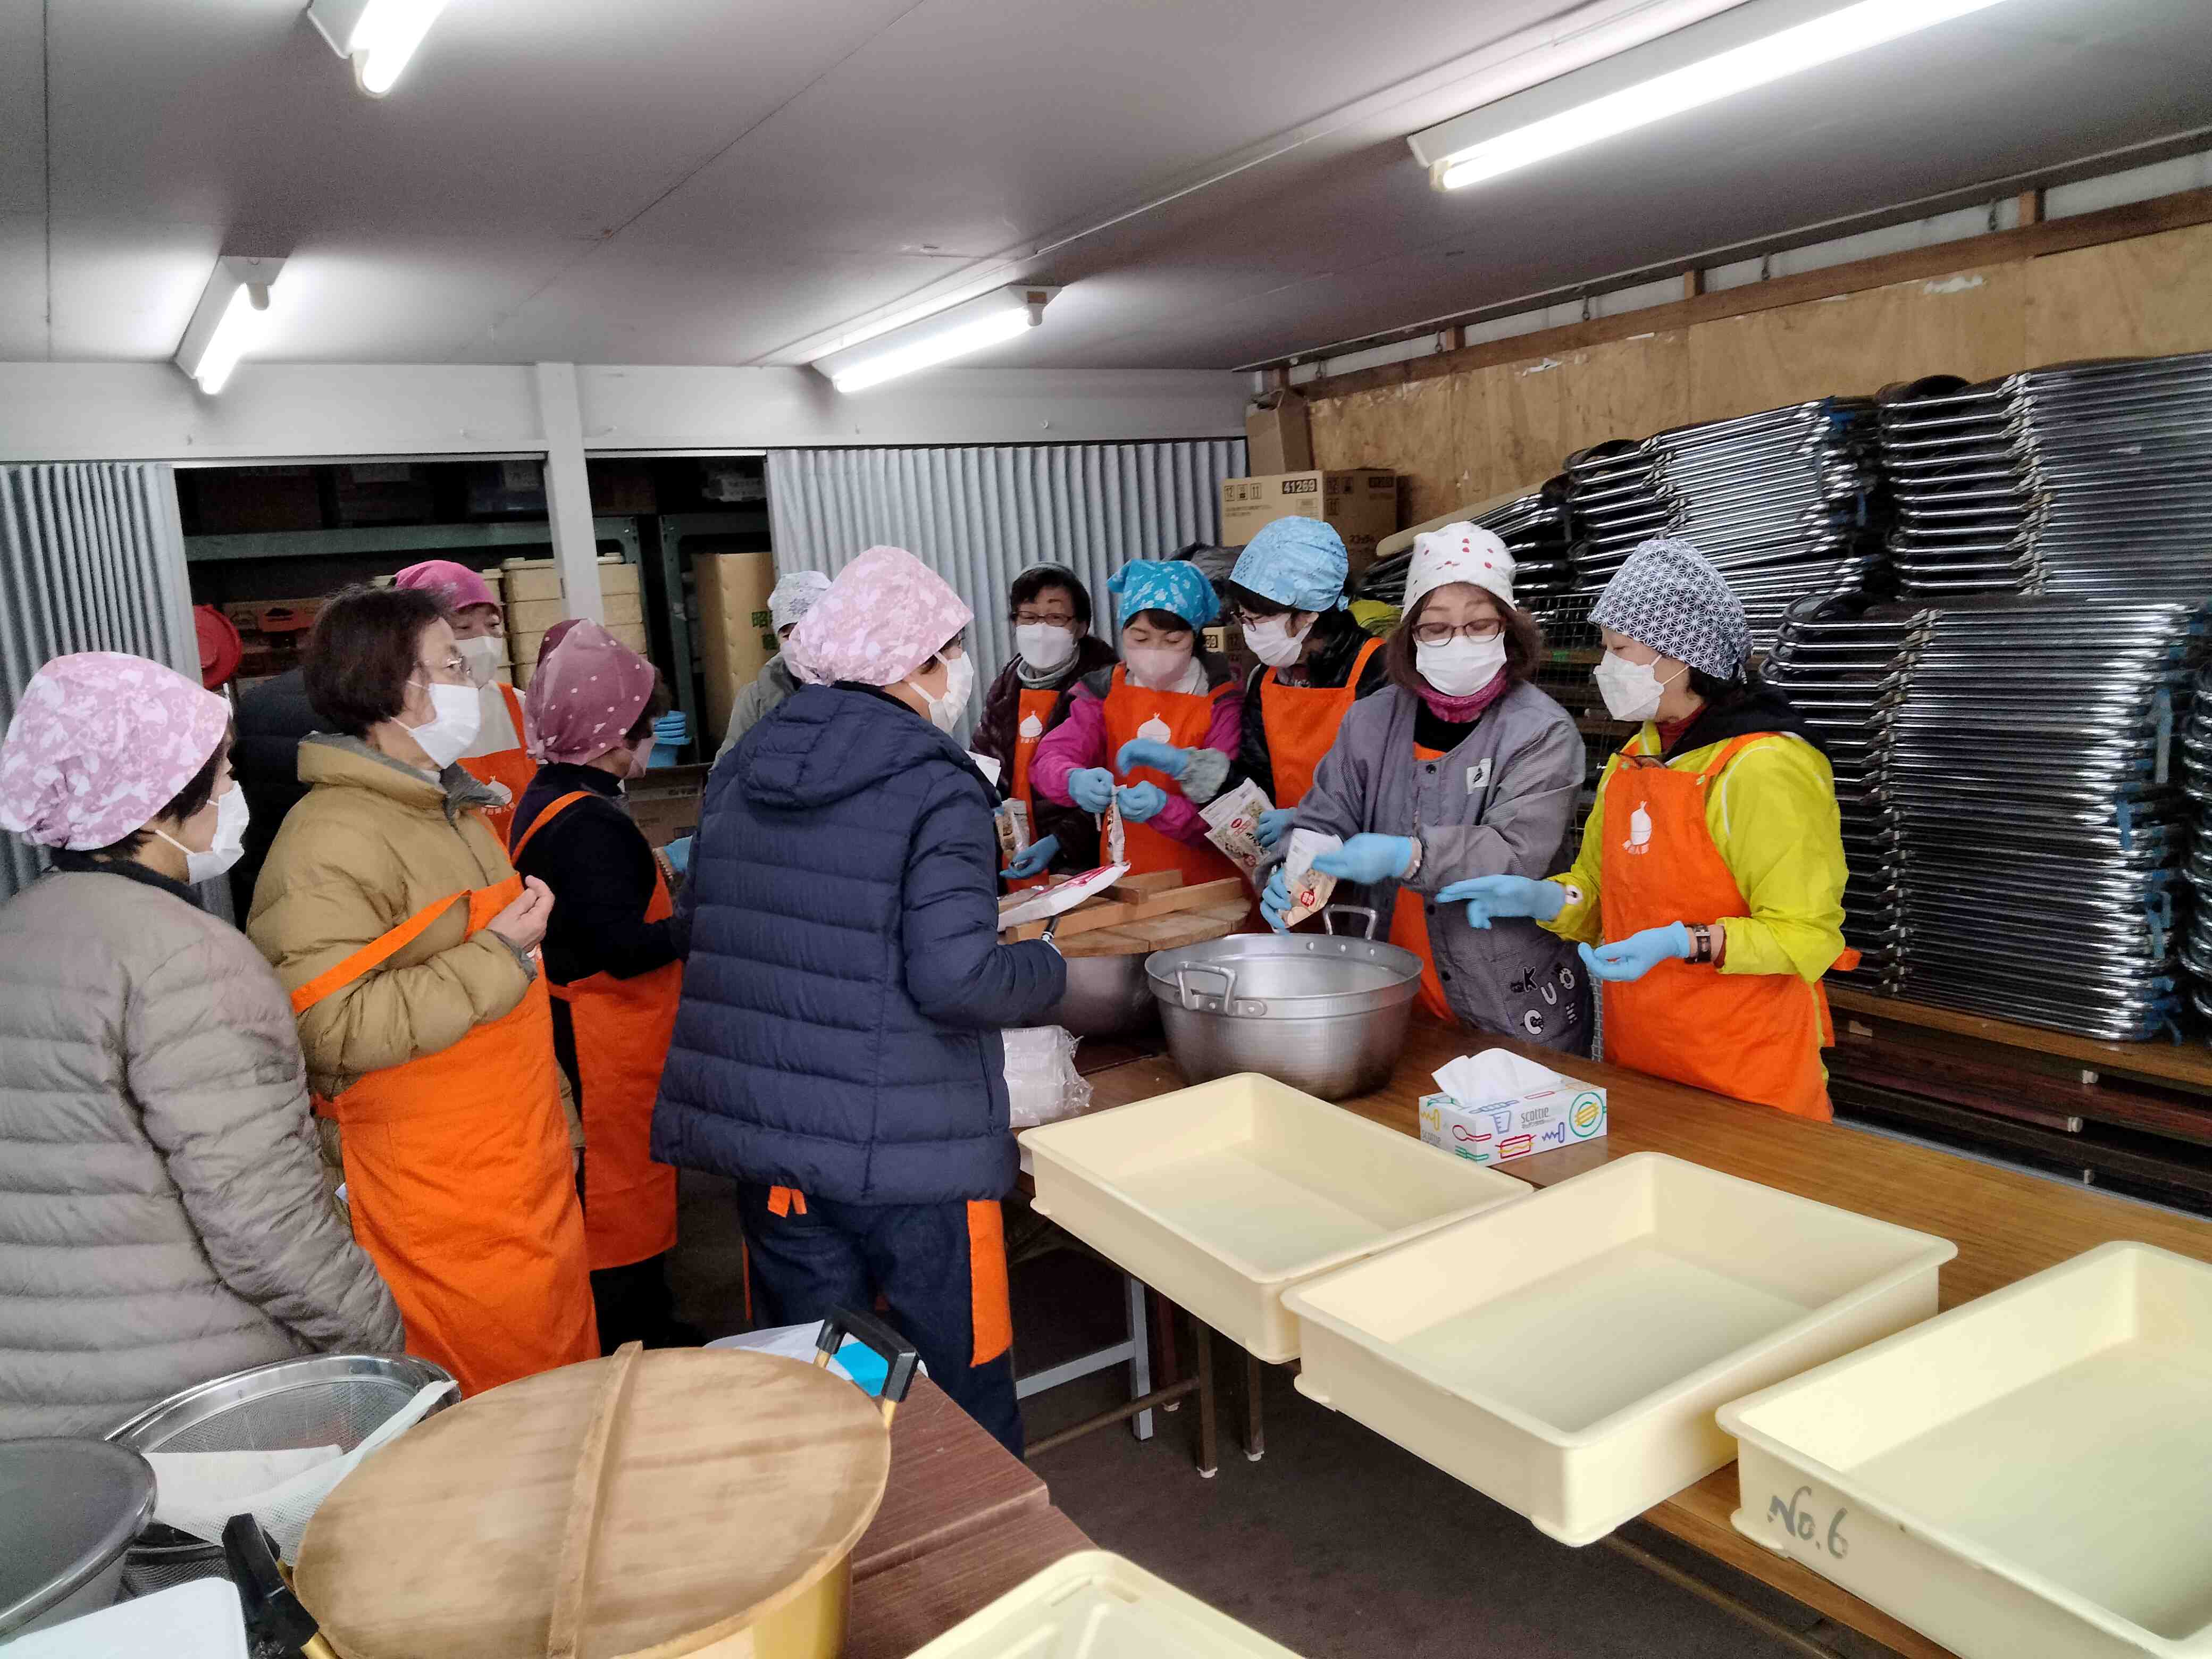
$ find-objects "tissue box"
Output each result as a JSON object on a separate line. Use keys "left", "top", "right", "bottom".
{"left": 1418, "top": 1079, "right": 1607, "bottom": 1164}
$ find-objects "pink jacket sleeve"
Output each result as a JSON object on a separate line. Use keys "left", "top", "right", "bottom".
{"left": 1029, "top": 684, "right": 1106, "bottom": 807}
{"left": 1150, "top": 685, "right": 1244, "bottom": 848}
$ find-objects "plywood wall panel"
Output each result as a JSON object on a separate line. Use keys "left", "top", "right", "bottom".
{"left": 2025, "top": 223, "right": 2212, "bottom": 365}
{"left": 1308, "top": 375, "right": 1462, "bottom": 526}
{"left": 1457, "top": 332, "right": 1691, "bottom": 508}
{"left": 1685, "top": 264, "right": 2025, "bottom": 424}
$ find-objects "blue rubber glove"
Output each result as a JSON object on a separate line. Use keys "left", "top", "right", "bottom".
{"left": 1067, "top": 767, "right": 1116, "bottom": 814}
{"left": 1116, "top": 738, "right": 1191, "bottom": 780}
{"left": 1002, "top": 834, "right": 1060, "bottom": 880}
{"left": 1579, "top": 923, "right": 1693, "bottom": 984}
{"left": 1254, "top": 807, "right": 1296, "bottom": 850}
{"left": 1116, "top": 782, "right": 1169, "bottom": 823}
{"left": 1437, "top": 873, "right": 1566, "bottom": 929}
{"left": 663, "top": 835, "right": 693, "bottom": 876}
{"left": 1260, "top": 865, "right": 1294, "bottom": 933}
{"left": 1310, "top": 834, "right": 1417, "bottom": 886}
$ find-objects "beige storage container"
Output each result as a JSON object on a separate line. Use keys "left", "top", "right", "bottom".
{"left": 500, "top": 556, "right": 640, "bottom": 605}
{"left": 694, "top": 551, "right": 779, "bottom": 745}
{"left": 908, "top": 1551, "right": 1305, "bottom": 1657}
{"left": 1020, "top": 1073, "right": 1524, "bottom": 1363}
{"left": 1720, "top": 1242, "right": 2212, "bottom": 1659}
{"left": 1281, "top": 1152, "right": 1955, "bottom": 1545}
{"left": 506, "top": 592, "right": 643, "bottom": 635}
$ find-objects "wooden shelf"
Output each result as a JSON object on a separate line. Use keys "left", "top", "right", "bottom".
{"left": 1828, "top": 986, "right": 2212, "bottom": 1094}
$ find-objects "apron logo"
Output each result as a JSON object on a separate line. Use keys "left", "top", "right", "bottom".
{"left": 1465, "top": 758, "right": 1492, "bottom": 791}
{"left": 1624, "top": 802, "right": 1655, "bottom": 856}
{"left": 1137, "top": 715, "right": 1171, "bottom": 744}
{"left": 1018, "top": 712, "right": 1044, "bottom": 740}
{"left": 1521, "top": 1008, "right": 1545, "bottom": 1035}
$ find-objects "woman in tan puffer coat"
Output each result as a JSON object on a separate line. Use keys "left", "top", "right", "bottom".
{"left": 0, "top": 652, "right": 402, "bottom": 1440}
{"left": 249, "top": 586, "right": 597, "bottom": 1396}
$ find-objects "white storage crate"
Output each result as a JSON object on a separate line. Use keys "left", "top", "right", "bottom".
{"left": 1020, "top": 1074, "right": 1524, "bottom": 1362}
{"left": 1282, "top": 1152, "right": 1955, "bottom": 1544}
{"left": 908, "top": 1551, "right": 1304, "bottom": 1657}
{"left": 1721, "top": 1242, "right": 2212, "bottom": 1659}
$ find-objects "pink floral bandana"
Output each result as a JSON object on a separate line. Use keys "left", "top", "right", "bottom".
{"left": 788, "top": 546, "right": 973, "bottom": 689}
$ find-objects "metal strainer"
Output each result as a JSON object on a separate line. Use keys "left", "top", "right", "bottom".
{"left": 104, "top": 1354, "right": 453, "bottom": 1596}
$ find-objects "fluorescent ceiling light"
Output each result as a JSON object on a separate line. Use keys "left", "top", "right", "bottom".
{"left": 1411, "top": 0, "right": 2016, "bottom": 191}
{"left": 815, "top": 286, "right": 1060, "bottom": 395}
{"left": 174, "top": 256, "right": 286, "bottom": 395}
{"left": 306, "top": 0, "right": 448, "bottom": 97}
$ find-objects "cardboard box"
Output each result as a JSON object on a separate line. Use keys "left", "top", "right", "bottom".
{"left": 505, "top": 592, "right": 643, "bottom": 635}
{"left": 500, "top": 557, "right": 640, "bottom": 605}
{"left": 1219, "top": 471, "right": 1397, "bottom": 571}
{"left": 694, "top": 551, "right": 780, "bottom": 743}
{"left": 1245, "top": 390, "right": 1313, "bottom": 475}
{"left": 626, "top": 763, "right": 711, "bottom": 850}
{"left": 1418, "top": 1080, "right": 1608, "bottom": 1166}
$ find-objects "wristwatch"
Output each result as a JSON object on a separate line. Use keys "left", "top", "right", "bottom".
{"left": 1687, "top": 923, "right": 1716, "bottom": 965}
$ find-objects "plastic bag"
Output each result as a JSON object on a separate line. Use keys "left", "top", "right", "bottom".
{"left": 1003, "top": 1025, "right": 1092, "bottom": 1129}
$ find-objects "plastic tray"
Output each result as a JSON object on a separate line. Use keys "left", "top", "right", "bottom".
{"left": 908, "top": 1550, "right": 1303, "bottom": 1656}
{"left": 1281, "top": 1152, "right": 1955, "bottom": 1544}
{"left": 1020, "top": 1073, "right": 1525, "bottom": 1362}
{"left": 1720, "top": 1242, "right": 2212, "bottom": 1659}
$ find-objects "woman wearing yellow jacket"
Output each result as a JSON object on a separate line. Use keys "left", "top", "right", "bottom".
{"left": 1443, "top": 537, "right": 1848, "bottom": 1120}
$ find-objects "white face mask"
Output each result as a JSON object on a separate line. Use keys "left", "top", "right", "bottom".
{"left": 456, "top": 633, "right": 504, "bottom": 688}
{"left": 1417, "top": 635, "right": 1506, "bottom": 698}
{"left": 155, "top": 783, "right": 249, "bottom": 884}
{"left": 1243, "top": 613, "right": 1313, "bottom": 669}
{"left": 911, "top": 652, "right": 976, "bottom": 734}
{"left": 1015, "top": 623, "right": 1077, "bottom": 673}
{"left": 404, "top": 680, "right": 484, "bottom": 769}
{"left": 1124, "top": 644, "right": 1193, "bottom": 691}
{"left": 1594, "top": 651, "right": 1684, "bottom": 723}
{"left": 627, "top": 736, "right": 655, "bottom": 779}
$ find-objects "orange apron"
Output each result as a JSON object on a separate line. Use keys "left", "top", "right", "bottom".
{"left": 1007, "top": 686, "right": 1063, "bottom": 891}
{"left": 1598, "top": 734, "right": 1836, "bottom": 1121}
{"left": 1259, "top": 636, "right": 1383, "bottom": 808}
{"left": 290, "top": 875, "right": 598, "bottom": 1394}
{"left": 510, "top": 792, "right": 682, "bottom": 1272}
{"left": 459, "top": 684, "right": 534, "bottom": 847}
{"left": 1387, "top": 743, "right": 1456, "bottom": 1023}
{"left": 1097, "top": 666, "right": 1242, "bottom": 887}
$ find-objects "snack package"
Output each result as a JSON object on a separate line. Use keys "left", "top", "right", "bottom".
{"left": 1100, "top": 798, "right": 1127, "bottom": 866}
{"left": 993, "top": 798, "right": 1031, "bottom": 867}
{"left": 1281, "top": 828, "right": 1344, "bottom": 927}
{"left": 1200, "top": 778, "right": 1275, "bottom": 884}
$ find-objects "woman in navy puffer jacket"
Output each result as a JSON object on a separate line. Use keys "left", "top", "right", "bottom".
{"left": 653, "top": 548, "right": 1065, "bottom": 1453}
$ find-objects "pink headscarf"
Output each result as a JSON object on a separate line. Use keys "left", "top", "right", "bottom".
{"left": 0, "top": 652, "right": 230, "bottom": 850}
{"left": 394, "top": 558, "right": 502, "bottom": 614}
{"left": 535, "top": 617, "right": 586, "bottom": 666}
{"left": 789, "top": 547, "right": 971, "bottom": 688}
{"left": 522, "top": 622, "right": 659, "bottom": 764}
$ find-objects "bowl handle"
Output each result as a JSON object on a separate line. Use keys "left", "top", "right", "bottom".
{"left": 1322, "top": 904, "right": 1380, "bottom": 941}
{"left": 1174, "top": 962, "right": 1237, "bottom": 1010}
{"left": 815, "top": 1307, "right": 923, "bottom": 1422}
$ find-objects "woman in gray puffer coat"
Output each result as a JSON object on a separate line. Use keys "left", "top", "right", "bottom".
{"left": 0, "top": 652, "right": 402, "bottom": 1439}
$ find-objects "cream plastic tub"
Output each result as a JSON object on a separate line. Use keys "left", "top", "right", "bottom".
{"left": 908, "top": 1551, "right": 1303, "bottom": 1657}
{"left": 1720, "top": 1242, "right": 2212, "bottom": 1659}
{"left": 1281, "top": 1152, "right": 1955, "bottom": 1545}
{"left": 1020, "top": 1073, "right": 1525, "bottom": 1361}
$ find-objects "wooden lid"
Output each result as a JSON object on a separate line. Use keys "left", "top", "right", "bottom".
{"left": 295, "top": 1348, "right": 890, "bottom": 1659}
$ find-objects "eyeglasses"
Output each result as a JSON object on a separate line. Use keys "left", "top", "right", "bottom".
{"left": 1228, "top": 606, "right": 1293, "bottom": 629}
{"left": 1011, "top": 609, "right": 1076, "bottom": 626}
{"left": 416, "top": 653, "right": 471, "bottom": 683}
{"left": 1410, "top": 619, "right": 1504, "bottom": 647}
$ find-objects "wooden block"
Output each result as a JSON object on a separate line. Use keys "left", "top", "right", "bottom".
{"left": 1005, "top": 878, "right": 1248, "bottom": 943}
{"left": 1107, "top": 870, "right": 1183, "bottom": 900}
{"left": 1055, "top": 900, "right": 1251, "bottom": 958}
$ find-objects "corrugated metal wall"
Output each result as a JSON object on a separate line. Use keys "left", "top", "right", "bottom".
{"left": 1, "top": 463, "right": 198, "bottom": 899}
{"left": 765, "top": 441, "right": 1245, "bottom": 709}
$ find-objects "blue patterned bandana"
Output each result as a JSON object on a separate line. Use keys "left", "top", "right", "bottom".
{"left": 1588, "top": 537, "right": 1751, "bottom": 678}
{"left": 1107, "top": 559, "right": 1220, "bottom": 630}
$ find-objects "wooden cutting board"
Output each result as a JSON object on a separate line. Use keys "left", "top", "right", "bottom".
{"left": 1055, "top": 898, "right": 1254, "bottom": 959}
{"left": 295, "top": 1348, "right": 890, "bottom": 1659}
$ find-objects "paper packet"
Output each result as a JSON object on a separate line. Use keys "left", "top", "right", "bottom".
{"left": 1281, "top": 828, "right": 1343, "bottom": 926}
{"left": 1200, "top": 778, "right": 1275, "bottom": 883}
{"left": 993, "top": 798, "right": 1031, "bottom": 866}
{"left": 1100, "top": 798, "right": 1127, "bottom": 866}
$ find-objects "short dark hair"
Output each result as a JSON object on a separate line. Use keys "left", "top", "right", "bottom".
{"left": 304, "top": 584, "right": 449, "bottom": 737}
{"left": 78, "top": 731, "right": 232, "bottom": 860}
{"left": 1008, "top": 567, "right": 1091, "bottom": 629}
{"left": 622, "top": 671, "right": 675, "bottom": 745}
{"left": 1123, "top": 607, "right": 1194, "bottom": 640}
{"left": 1385, "top": 588, "right": 1542, "bottom": 697}
{"left": 1222, "top": 581, "right": 1294, "bottom": 621}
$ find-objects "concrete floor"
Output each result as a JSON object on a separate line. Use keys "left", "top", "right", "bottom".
{"left": 1012, "top": 1245, "right": 1808, "bottom": 1659}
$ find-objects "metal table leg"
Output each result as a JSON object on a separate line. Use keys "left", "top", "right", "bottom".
{"left": 1125, "top": 1275, "right": 1153, "bottom": 1442}
{"left": 1242, "top": 1350, "right": 1264, "bottom": 1462}
{"left": 1191, "top": 1312, "right": 1218, "bottom": 1478}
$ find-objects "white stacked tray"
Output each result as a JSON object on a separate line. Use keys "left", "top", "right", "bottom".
{"left": 909, "top": 1552, "right": 1304, "bottom": 1657}
{"left": 1281, "top": 1154, "right": 1955, "bottom": 1544}
{"left": 1721, "top": 1242, "right": 2212, "bottom": 1659}
{"left": 1020, "top": 1074, "right": 1525, "bottom": 1362}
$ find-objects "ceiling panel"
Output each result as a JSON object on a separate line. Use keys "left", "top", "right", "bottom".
{"left": 6, "top": 0, "right": 2210, "bottom": 372}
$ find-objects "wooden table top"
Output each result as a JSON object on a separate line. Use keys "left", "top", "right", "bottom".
{"left": 1082, "top": 1019, "right": 2212, "bottom": 1659}
{"left": 846, "top": 1505, "right": 1095, "bottom": 1659}
{"left": 855, "top": 1375, "right": 1050, "bottom": 1582}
